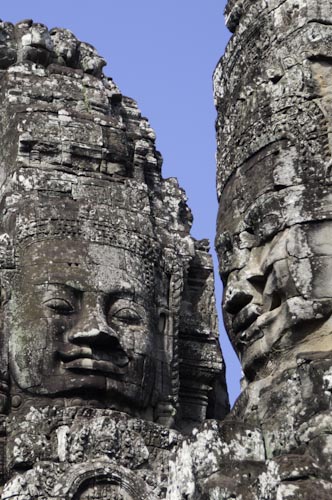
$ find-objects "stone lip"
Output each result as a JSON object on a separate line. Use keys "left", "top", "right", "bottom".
{"left": 58, "top": 343, "right": 130, "bottom": 374}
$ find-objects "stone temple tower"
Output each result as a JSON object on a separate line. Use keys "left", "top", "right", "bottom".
{"left": 215, "top": 0, "right": 332, "bottom": 387}
{"left": 169, "top": 1, "right": 332, "bottom": 498}
{"left": 0, "top": 3, "right": 331, "bottom": 499}
{"left": 0, "top": 19, "right": 229, "bottom": 499}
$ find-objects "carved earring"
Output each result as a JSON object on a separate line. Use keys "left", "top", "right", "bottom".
{"left": 158, "top": 310, "right": 167, "bottom": 334}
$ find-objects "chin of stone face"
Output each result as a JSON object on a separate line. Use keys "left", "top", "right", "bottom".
{"left": 0, "top": 18, "right": 230, "bottom": 499}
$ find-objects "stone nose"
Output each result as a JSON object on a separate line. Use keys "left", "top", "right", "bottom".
{"left": 70, "top": 326, "right": 120, "bottom": 351}
{"left": 224, "top": 271, "right": 267, "bottom": 316}
{"left": 68, "top": 297, "right": 121, "bottom": 350}
{"left": 224, "top": 286, "right": 253, "bottom": 315}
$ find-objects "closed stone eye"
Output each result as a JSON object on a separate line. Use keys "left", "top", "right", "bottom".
{"left": 110, "top": 307, "right": 142, "bottom": 324}
{"left": 43, "top": 298, "right": 75, "bottom": 315}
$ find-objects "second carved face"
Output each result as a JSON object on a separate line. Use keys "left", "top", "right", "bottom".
{"left": 222, "top": 221, "right": 332, "bottom": 380}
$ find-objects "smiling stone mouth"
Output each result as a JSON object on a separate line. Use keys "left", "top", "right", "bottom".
{"left": 57, "top": 345, "right": 129, "bottom": 373}
{"left": 233, "top": 303, "right": 263, "bottom": 334}
{"left": 233, "top": 289, "right": 285, "bottom": 340}
{"left": 234, "top": 304, "right": 285, "bottom": 347}
{"left": 63, "top": 358, "right": 128, "bottom": 375}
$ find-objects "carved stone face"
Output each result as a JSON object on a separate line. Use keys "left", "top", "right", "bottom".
{"left": 222, "top": 221, "right": 332, "bottom": 379}
{"left": 8, "top": 239, "right": 165, "bottom": 411}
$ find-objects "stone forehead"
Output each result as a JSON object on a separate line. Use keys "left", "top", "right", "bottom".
{"left": 14, "top": 240, "right": 160, "bottom": 300}
{"left": 1, "top": 180, "right": 192, "bottom": 272}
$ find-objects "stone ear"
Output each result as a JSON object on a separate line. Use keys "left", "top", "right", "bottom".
{"left": 0, "top": 286, "right": 10, "bottom": 307}
{"left": 157, "top": 309, "right": 168, "bottom": 335}
{"left": 0, "top": 290, "right": 9, "bottom": 417}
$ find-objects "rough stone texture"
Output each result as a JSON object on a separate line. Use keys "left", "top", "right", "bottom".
{"left": 167, "top": 0, "right": 331, "bottom": 498}
{"left": 0, "top": 19, "right": 229, "bottom": 498}
{"left": 214, "top": 0, "right": 332, "bottom": 385}
{"left": 0, "top": 6, "right": 331, "bottom": 498}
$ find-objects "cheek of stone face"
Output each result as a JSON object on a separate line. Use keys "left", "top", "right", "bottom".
{"left": 8, "top": 279, "right": 79, "bottom": 390}
{"left": 120, "top": 320, "right": 157, "bottom": 379}
{"left": 311, "top": 256, "right": 332, "bottom": 298}
{"left": 9, "top": 314, "right": 51, "bottom": 389}
{"left": 288, "top": 222, "right": 332, "bottom": 300}
{"left": 110, "top": 309, "right": 160, "bottom": 404}
{"left": 263, "top": 260, "right": 295, "bottom": 310}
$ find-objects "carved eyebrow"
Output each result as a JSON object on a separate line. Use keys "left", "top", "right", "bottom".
{"left": 102, "top": 282, "right": 135, "bottom": 297}
{"left": 108, "top": 288, "right": 153, "bottom": 307}
{"left": 36, "top": 282, "right": 84, "bottom": 293}
{"left": 36, "top": 281, "right": 141, "bottom": 298}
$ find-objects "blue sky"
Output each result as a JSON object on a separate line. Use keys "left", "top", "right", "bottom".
{"left": 0, "top": 0, "right": 241, "bottom": 405}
